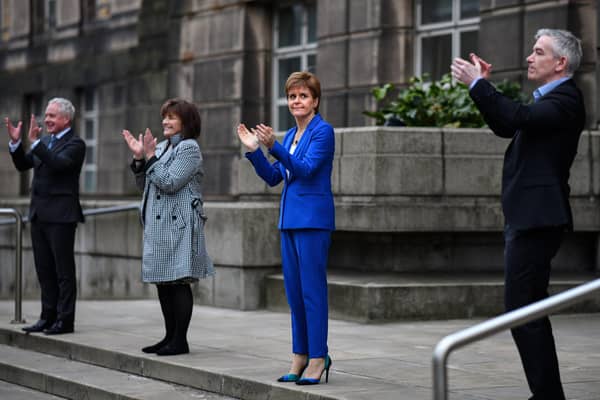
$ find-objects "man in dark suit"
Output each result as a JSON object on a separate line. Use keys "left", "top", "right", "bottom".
{"left": 4, "top": 97, "right": 86, "bottom": 335}
{"left": 451, "top": 29, "right": 585, "bottom": 400}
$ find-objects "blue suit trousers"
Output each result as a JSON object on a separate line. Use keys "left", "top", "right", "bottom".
{"left": 280, "top": 229, "right": 331, "bottom": 359}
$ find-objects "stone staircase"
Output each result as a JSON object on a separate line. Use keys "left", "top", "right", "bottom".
{"left": 0, "top": 324, "right": 326, "bottom": 400}
{"left": 0, "top": 344, "right": 234, "bottom": 400}
{"left": 266, "top": 270, "right": 600, "bottom": 322}
{"left": 0, "top": 380, "right": 65, "bottom": 400}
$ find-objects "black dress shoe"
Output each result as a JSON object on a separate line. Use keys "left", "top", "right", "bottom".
{"left": 43, "top": 321, "right": 74, "bottom": 335}
{"left": 22, "top": 319, "right": 53, "bottom": 333}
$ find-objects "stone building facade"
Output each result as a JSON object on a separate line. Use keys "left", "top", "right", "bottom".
{"left": 1, "top": 1, "right": 599, "bottom": 315}
{"left": 0, "top": 0, "right": 597, "bottom": 198}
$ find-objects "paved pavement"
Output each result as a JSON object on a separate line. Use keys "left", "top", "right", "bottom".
{"left": 0, "top": 300, "right": 598, "bottom": 400}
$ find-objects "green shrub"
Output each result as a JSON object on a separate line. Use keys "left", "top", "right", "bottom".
{"left": 363, "top": 73, "right": 527, "bottom": 128}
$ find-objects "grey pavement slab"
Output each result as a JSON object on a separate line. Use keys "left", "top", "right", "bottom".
{"left": 0, "top": 301, "right": 598, "bottom": 400}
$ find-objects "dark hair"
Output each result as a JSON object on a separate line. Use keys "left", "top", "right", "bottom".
{"left": 160, "top": 98, "right": 201, "bottom": 139}
{"left": 285, "top": 71, "right": 321, "bottom": 112}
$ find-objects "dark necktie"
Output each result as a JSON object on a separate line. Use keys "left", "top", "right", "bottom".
{"left": 48, "top": 135, "right": 57, "bottom": 149}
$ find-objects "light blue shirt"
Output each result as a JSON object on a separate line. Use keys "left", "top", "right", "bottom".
{"left": 533, "top": 77, "right": 570, "bottom": 102}
{"left": 9, "top": 127, "right": 71, "bottom": 153}
{"left": 470, "top": 76, "right": 571, "bottom": 102}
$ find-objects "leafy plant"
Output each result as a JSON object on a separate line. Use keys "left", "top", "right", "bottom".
{"left": 363, "top": 73, "right": 526, "bottom": 128}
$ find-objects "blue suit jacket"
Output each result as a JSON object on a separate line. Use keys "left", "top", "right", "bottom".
{"left": 246, "top": 113, "right": 335, "bottom": 231}
{"left": 470, "top": 78, "right": 585, "bottom": 231}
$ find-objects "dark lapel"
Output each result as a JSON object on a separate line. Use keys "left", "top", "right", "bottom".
{"left": 48, "top": 129, "right": 74, "bottom": 152}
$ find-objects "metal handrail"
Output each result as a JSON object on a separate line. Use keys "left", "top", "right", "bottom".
{"left": 0, "top": 203, "right": 139, "bottom": 323}
{"left": 82, "top": 203, "right": 140, "bottom": 217}
{"left": 0, "top": 208, "right": 25, "bottom": 323}
{"left": 432, "top": 277, "right": 600, "bottom": 400}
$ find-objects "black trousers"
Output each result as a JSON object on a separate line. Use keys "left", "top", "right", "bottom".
{"left": 30, "top": 221, "right": 78, "bottom": 326}
{"left": 504, "top": 226, "right": 565, "bottom": 400}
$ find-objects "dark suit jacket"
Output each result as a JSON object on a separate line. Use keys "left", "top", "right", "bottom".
{"left": 470, "top": 78, "right": 585, "bottom": 231}
{"left": 10, "top": 129, "right": 86, "bottom": 223}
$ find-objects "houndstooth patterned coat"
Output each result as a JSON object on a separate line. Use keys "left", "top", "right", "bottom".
{"left": 131, "top": 137, "right": 214, "bottom": 283}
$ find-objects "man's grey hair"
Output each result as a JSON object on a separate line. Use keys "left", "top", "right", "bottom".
{"left": 47, "top": 97, "right": 76, "bottom": 121}
{"left": 535, "top": 28, "right": 583, "bottom": 76}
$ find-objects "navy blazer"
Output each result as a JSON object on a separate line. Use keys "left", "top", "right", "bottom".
{"left": 470, "top": 78, "right": 585, "bottom": 231}
{"left": 10, "top": 129, "right": 86, "bottom": 223}
{"left": 246, "top": 113, "right": 335, "bottom": 231}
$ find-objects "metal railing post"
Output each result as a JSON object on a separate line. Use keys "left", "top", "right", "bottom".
{"left": 432, "top": 278, "right": 600, "bottom": 400}
{"left": 0, "top": 208, "right": 25, "bottom": 324}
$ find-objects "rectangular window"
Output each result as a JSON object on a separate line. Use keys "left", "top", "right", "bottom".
{"left": 83, "top": 0, "right": 96, "bottom": 22}
{"left": 47, "top": 0, "right": 57, "bottom": 29}
{"left": 272, "top": 1, "right": 317, "bottom": 131}
{"left": 97, "top": 0, "right": 111, "bottom": 20}
{"left": 79, "top": 88, "right": 98, "bottom": 193}
{"left": 0, "top": 1, "right": 9, "bottom": 42}
{"left": 415, "top": 0, "right": 479, "bottom": 80}
{"left": 32, "top": 1, "right": 45, "bottom": 36}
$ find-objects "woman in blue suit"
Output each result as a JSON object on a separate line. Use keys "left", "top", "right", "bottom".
{"left": 237, "top": 72, "right": 334, "bottom": 385}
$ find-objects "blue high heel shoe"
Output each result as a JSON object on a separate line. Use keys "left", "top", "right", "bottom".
{"left": 277, "top": 363, "right": 308, "bottom": 382}
{"left": 295, "top": 355, "right": 332, "bottom": 385}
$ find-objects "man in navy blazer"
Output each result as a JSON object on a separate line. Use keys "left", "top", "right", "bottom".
{"left": 5, "top": 98, "right": 86, "bottom": 335}
{"left": 452, "top": 29, "right": 585, "bottom": 400}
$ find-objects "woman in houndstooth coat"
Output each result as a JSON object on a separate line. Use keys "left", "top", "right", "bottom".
{"left": 122, "top": 98, "right": 214, "bottom": 356}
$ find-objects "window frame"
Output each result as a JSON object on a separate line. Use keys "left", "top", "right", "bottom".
{"left": 46, "top": 0, "right": 57, "bottom": 30}
{"left": 79, "top": 87, "right": 99, "bottom": 194}
{"left": 272, "top": 1, "right": 317, "bottom": 132}
{"left": 0, "top": 2, "right": 7, "bottom": 42}
{"left": 414, "top": 0, "right": 480, "bottom": 79}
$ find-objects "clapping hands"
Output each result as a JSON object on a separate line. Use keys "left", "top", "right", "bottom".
{"left": 237, "top": 123, "right": 260, "bottom": 151}
{"left": 237, "top": 123, "right": 276, "bottom": 151}
{"left": 451, "top": 53, "right": 493, "bottom": 86}
{"left": 5, "top": 114, "right": 43, "bottom": 144}
{"left": 122, "top": 128, "right": 157, "bottom": 160}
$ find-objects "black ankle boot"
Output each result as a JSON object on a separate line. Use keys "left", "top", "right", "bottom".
{"left": 142, "top": 338, "right": 171, "bottom": 353}
{"left": 156, "top": 341, "right": 189, "bottom": 356}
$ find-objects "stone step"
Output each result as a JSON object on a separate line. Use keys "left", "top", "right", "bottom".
{"left": 0, "top": 380, "right": 64, "bottom": 400}
{"left": 0, "top": 343, "right": 237, "bottom": 400}
{"left": 0, "top": 327, "right": 340, "bottom": 400}
{"left": 265, "top": 270, "right": 600, "bottom": 322}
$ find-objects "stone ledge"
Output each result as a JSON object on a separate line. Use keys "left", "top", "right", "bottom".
{"left": 266, "top": 271, "right": 600, "bottom": 322}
